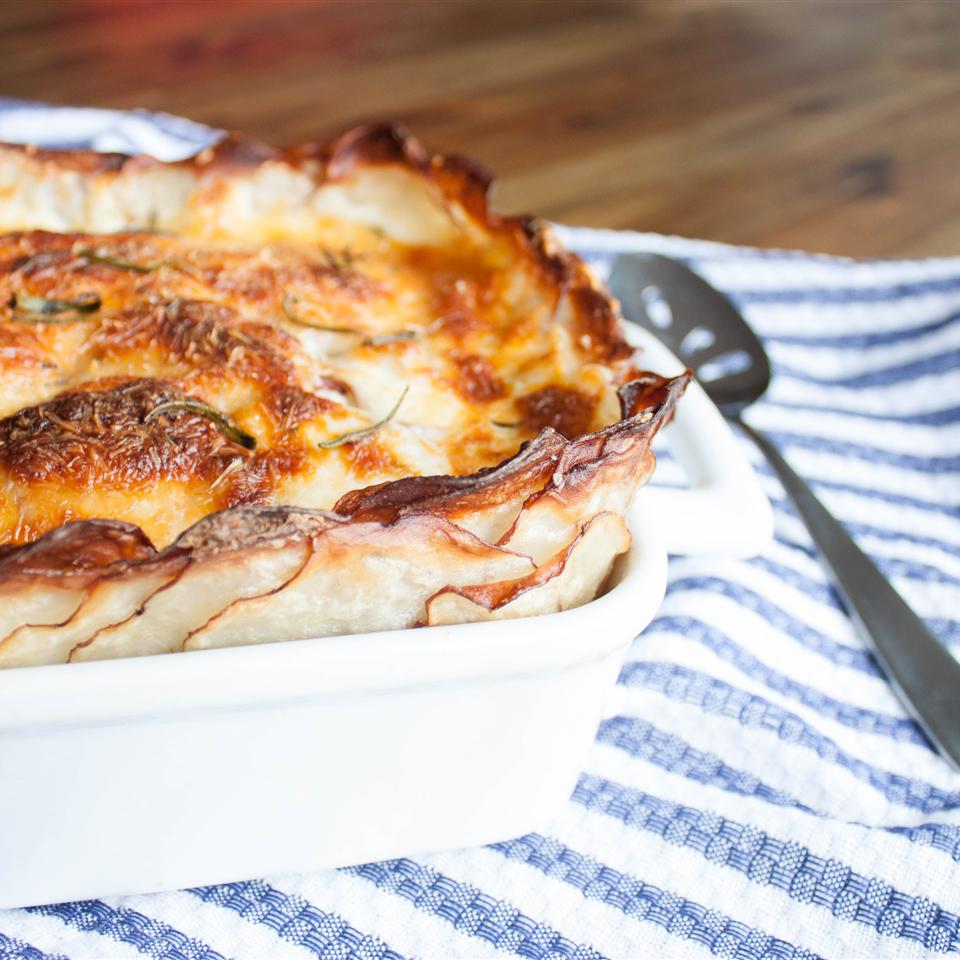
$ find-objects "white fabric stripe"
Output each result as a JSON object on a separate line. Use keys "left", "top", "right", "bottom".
{"left": 761, "top": 468, "right": 960, "bottom": 534}
{"left": 616, "top": 687, "right": 960, "bottom": 828}
{"left": 267, "top": 867, "right": 507, "bottom": 960}
{"left": 697, "top": 260, "right": 960, "bottom": 293}
{"left": 652, "top": 589, "right": 901, "bottom": 713}
{"left": 808, "top": 487, "right": 960, "bottom": 548}
{"left": 667, "top": 556, "right": 857, "bottom": 643}
{"left": 420, "top": 846, "right": 715, "bottom": 960}
{"left": 772, "top": 511, "right": 960, "bottom": 583}
{"left": 550, "top": 790, "right": 928, "bottom": 960}
{"left": 113, "top": 889, "right": 317, "bottom": 960}
{"left": 0, "top": 909, "right": 144, "bottom": 959}
{"left": 671, "top": 554, "right": 960, "bottom": 657}
{"left": 622, "top": 632, "right": 950, "bottom": 788}
{"left": 756, "top": 538, "right": 960, "bottom": 622}
{"left": 744, "top": 297, "right": 960, "bottom": 338}
{"left": 747, "top": 403, "right": 960, "bottom": 458}
{"left": 587, "top": 744, "right": 960, "bottom": 915}
{"left": 767, "top": 322, "right": 960, "bottom": 378}
{"left": 556, "top": 225, "right": 960, "bottom": 281}
{"left": 767, "top": 370, "right": 960, "bottom": 417}
{"left": 644, "top": 603, "right": 895, "bottom": 726}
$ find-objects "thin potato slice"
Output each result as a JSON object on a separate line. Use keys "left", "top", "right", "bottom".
{"left": 0, "top": 520, "right": 156, "bottom": 643}
{"left": 0, "top": 560, "right": 185, "bottom": 669}
{"left": 426, "top": 512, "right": 630, "bottom": 626}
{"left": 185, "top": 513, "right": 535, "bottom": 651}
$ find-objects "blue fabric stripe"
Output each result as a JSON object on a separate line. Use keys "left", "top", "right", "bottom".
{"left": 760, "top": 398, "right": 960, "bottom": 427}
{"left": 752, "top": 459, "right": 960, "bottom": 519}
{"left": 0, "top": 932, "right": 65, "bottom": 960}
{"left": 774, "top": 350, "right": 960, "bottom": 390}
{"left": 745, "top": 555, "right": 841, "bottom": 609}
{"left": 343, "top": 859, "right": 605, "bottom": 959}
{"left": 189, "top": 880, "right": 405, "bottom": 960}
{"left": 679, "top": 562, "right": 960, "bottom": 656}
{"left": 761, "top": 429, "right": 960, "bottom": 474}
{"left": 929, "top": 619, "right": 960, "bottom": 649}
{"left": 489, "top": 833, "right": 821, "bottom": 960}
{"left": 770, "top": 494, "right": 960, "bottom": 560}
{"left": 761, "top": 310, "right": 960, "bottom": 348}
{"left": 616, "top": 659, "right": 960, "bottom": 813}
{"left": 596, "top": 714, "right": 812, "bottom": 810}
{"left": 572, "top": 773, "right": 959, "bottom": 953}
{"left": 595, "top": 715, "right": 960, "bottom": 857}
{"left": 772, "top": 532, "right": 960, "bottom": 591}
{"left": 24, "top": 902, "right": 224, "bottom": 960}
{"left": 726, "top": 276, "right": 960, "bottom": 305}
{"left": 664, "top": 576, "right": 880, "bottom": 675}
{"left": 743, "top": 556, "right": 960, "bottom": 647}
{"left": 636, "top": 618, "right": 923, "bottom": 744}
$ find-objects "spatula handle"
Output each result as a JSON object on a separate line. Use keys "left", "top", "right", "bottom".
{"left": 737, "top": 417, "right": 960, "bottom": 771}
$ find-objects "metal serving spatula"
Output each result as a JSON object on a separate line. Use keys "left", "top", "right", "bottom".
{"left": 608, "top": 252, "right": 960, "bottom": 771}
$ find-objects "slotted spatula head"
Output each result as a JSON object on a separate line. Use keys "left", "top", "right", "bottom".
{"left": 607, "top": 253, "right": 772, "bottom": 416}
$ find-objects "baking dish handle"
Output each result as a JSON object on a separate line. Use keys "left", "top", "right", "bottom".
{"left": 627, "top": 325, "right": 773, "bottom": 558}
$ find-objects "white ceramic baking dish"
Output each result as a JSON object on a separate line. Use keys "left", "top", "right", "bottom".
{"left": 0, "top": 326, "right": 771, "bottom": 909}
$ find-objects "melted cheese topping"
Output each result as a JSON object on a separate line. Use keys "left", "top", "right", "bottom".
{"left": 0, "top": 226, "right": 625, "bottom": 548}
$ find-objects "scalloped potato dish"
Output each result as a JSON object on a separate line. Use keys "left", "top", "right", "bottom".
{"left": 0, "top": 123, "right": 688, "bottom": 668}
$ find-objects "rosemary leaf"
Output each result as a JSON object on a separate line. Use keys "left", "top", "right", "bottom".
{"left": 281, "top": 295, "right": 361, "bottom": 334}
{"left": 13, "top": 291, "right": 101, "bottom": 314}
{"left": 9, "top": 291, "right": 101, "bottom": 322}
{"left": 318, "top": 386, "right": 408, "bottom": 449}
{"left": 490, "top": 420, "right": 521, "bottom": 429}
{"left": 144, "top": 399, "right": 257, "bottom": 450}
{"left": 78, "top": 248, "right": 165, "bottom": 273}
{"left": 362, "top": 329, "right": 420, "bottom": 347}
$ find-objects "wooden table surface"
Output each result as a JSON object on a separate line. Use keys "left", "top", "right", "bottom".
{"left": 1, "top": 0, "right": 958, "bottom": 258}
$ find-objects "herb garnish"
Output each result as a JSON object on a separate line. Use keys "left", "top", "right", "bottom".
{"left": 318, "top": 386, "right": 408, "bottom": 449}
{"left": 9, "top": 291, "right": 101, "bottom": 322}
{"left": 282, "top": 295, "right": 420, "bottom": 345}
{"left": 281, "top": 295, "right": 361, "bottom": 334}
{"left": 362, "top": 330, "right": 420, "bottom": 347}
{"left": 144, "top": 399, "right": 257, "bottom": 450}
{"left": 77, "top": 248, "right": 182, "bottom": 274}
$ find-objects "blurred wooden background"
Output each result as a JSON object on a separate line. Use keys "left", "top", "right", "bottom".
{"left": 1, "top": 0, "right": 959, "bottom": 257}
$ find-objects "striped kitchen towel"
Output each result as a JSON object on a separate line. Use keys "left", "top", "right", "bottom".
{"left": 1, "top": 102, "right": 959, "bottom": 960}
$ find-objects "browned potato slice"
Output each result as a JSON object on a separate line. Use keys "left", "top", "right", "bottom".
{"left": 426, "top": 512, "right": 630, "bottom": 626}
{"left": 0, "top": 520, "right": 156, "bottom": 644}
{"left": 0, "top": 559, "right": 186, "bottom": 669}
{"left": 185, "top": 513, "right": 535, "bottom": 651}
{"left": 72, "top": 509, "right": 322, "bottom": 663}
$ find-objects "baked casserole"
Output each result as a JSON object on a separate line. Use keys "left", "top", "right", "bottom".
{"left": 0, "top": 123, "right": 688, "bottom": 667}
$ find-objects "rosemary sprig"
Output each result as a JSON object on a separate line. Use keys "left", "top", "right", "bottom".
{"left": 318, "top": 386, "right": 408, "bottom": 449}
{"left": 144, "top": 399, "right": 257, "bottom": 450}
{"left": 362, "top": 329, "right": 420, "bottom": 347}
{"left": 78, "top": 248, "right": 174, "bottom": 273}
{"left": 282, "top": 295, "right": 420, "bottom": 345}
{"left": 9, "top": 291, "right": 101, "bottom": 322}
{"left": 13, "top": 291, "right": 101, "bottom": 314}
{"left": 281, "top": 295, "right": 361, "bottom": 334}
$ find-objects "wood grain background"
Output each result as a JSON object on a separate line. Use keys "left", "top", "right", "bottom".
{"left": 1, "top": 0, "right": 958, "bottom": 257}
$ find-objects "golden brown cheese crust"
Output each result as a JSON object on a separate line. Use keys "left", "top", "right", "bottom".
{"left": 0, "top": 122, "right": 688, "bottom": 667}
{"left": 0, "top": 217, "right": 638, "bottom": 546}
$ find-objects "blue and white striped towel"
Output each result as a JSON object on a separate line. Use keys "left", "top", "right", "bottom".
{"left": 1, "top": 102, "right": 959, "bottom": 960}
